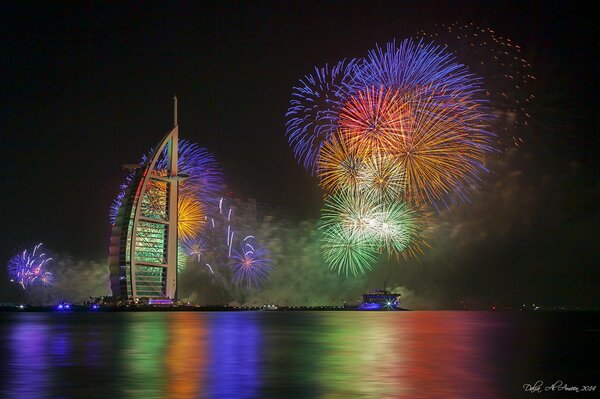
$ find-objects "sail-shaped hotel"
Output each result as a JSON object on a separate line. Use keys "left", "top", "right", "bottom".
{"left": 108, "top": 98, "right": 182, "bottom": 300}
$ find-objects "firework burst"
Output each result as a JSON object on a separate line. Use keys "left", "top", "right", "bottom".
{"left": 320, "top": 191, "right": 380, "bottom": 240}
{"left": 320, "top": 221, "right": 378, "bottom": 276}
{"left": 178, "top": 195, "right": 205, "bottom": 243}
{"left": 230, "top": 237, "right": 272, "bottom": 288}
{"left": 338, "top": 86, "right": 409, "bottom": 155}
{"left": 356, "top": 154, "right": 406, "bottom": 202}
{"left": 286, "top": 59, "right": 360, "bottom": 173}
{"left": 392, "top": 89, "right": 493, "bottom": 205}
{"left": 317, "top": 133, "right": 364, "bottom": 194}
{"left": 182, "top": 236, "right": 208, "bottom": 261}
{"left": 369, "top": 201, "right": 420, "bottom": 255}
{"left": 7, "top": 243, "right": 53, "bottom": 289}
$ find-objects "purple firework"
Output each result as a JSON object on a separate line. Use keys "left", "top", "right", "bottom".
{"left": 7, "top": 243, "right": 53, "bottom": 289}
{"left": 355, "top": 39, "right": 481, "bottom": 93}
{"left": 182, "top": 236, "right": 208, "bottom": 261}
{"left": 229, "top": 236, "right": 272, "bottom": 289}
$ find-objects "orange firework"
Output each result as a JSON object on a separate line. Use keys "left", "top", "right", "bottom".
{"left": 317, "top": 133, "right": 364, "bottom": 194}
{"left": 143, "top": 179, "right": 205, "bottom": 241}
{"left": 394, "top": 84, "right": 491, "bottom": 204}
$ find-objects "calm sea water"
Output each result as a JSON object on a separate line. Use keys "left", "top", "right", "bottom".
{"left": 0, "top": 311, "right": 597, "bottom": 399}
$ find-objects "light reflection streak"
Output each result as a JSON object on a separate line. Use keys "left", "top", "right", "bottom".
{"left": 5, "top": 315, "right": 50, "bottom": 399}
{"left": 166, "top": 313, "right": 205, "bottom": 399}
{"left": 123, "top": 314, "right": 167, "bottom": 399}
{"left": 207, "top": 313, "right": 261, "bottom": 399}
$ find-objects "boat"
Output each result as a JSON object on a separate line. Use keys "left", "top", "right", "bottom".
{"left": 359, "top": 289, "right": 401, "bottom": 310}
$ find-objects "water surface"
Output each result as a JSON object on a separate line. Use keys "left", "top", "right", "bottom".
{"left": 0, "top": 311, "right": 597, "bottom": 398}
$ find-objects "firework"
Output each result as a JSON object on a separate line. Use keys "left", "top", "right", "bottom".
{"left": 182, "top": 236, "right": 217, "bottom": 274}
{"left": 182, "top": 237, "right": 208, "bottom": 261}
{"left": 356, "top": 154, "right": 406, "bottom": 202}
{"left": 284, "top": 35, "right": 512, "bottom": 276}
{"left": 320, "top": 191, "right": 380, "bottom": 240}
{"left": 320, "top": 221, "right": 378, "bottom": 276}
{"left": 369, "top": 201, "right": 420, "bottom": 255}
{"left": 317, "top": 133, "right": 364, "bottom": 194}
{"left": 153, "top": 140, "right": 224, "bottom": 207}
{"left": 230, "top": 237, "right": 272, "bottom": 288}
{"left": 111, "top": 140, "right": 223, "bottom": 225}
{"left": 351, "top": 40, "right": 494, "bottom": 205}
{"left": 338, "top": 86, "right": 409, "bottom": 155}
{"left": 355, "top": 39, "right": 481, "bottom": 98}
{"left": 177, "top": 245, "right": 187, "bottom": 273}
{"left": 391, "top": 90, "right": 493, "bottom": 205}
{"left": 109, "top": 171, "right": 135, "bottom": 224}
{"left": 286, "top": 59, "right": 360, "bottom": 173}
{"left": 7, "top": 243, "right": 53, "bottom": 289}
{"left": 178, "top": 195, "right": 205, "bottom": 242}
{"left": 321, "top": 191, "right": 428, "bottom": 258}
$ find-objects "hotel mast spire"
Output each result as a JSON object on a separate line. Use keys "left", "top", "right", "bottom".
{"left": 174, "top": 95, "right": 178, "bottom": 127}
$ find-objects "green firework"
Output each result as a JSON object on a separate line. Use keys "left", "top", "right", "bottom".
{"left": 320, "top": 221, "right": 379, "bottom": 276}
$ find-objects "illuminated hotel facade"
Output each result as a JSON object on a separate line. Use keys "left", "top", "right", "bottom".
{"left": 108, "top": 98, "right": 181, "bottom": 300}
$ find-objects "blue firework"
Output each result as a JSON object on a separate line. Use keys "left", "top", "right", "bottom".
{"left": 229, "top": 237, "right": 272, "bottom": 289}
{"left": 109, "top": 171, "right": 135, "bottom": 224}
{"left": 285, "top": 58, "right": 361, "bottom": 174}
{"left": 110, "top": 140, "right": 224, "bottom": 225}
{"left": 182, "top": 236, "right": 208, "bottom": 261}
{"left": 152, "top": 140, "right": 224, "bottom": 208}
{"left": 355, "top": 38, "right": 481, "bottom": 96}
{"left": 7, "top": 243, "right": 53, "bottom": 289}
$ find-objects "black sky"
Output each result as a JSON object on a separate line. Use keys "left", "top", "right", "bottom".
{"left": 0, "top": 1, "right": 597, "bottom": 304}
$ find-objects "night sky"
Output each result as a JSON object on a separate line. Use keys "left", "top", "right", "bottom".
{"left": 0, "top": 1, "right": 597, "bottom": 306}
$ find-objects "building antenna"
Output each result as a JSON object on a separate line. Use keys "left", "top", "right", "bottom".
{"left": 173, "top": 95, "right": 178, "bottom": 127}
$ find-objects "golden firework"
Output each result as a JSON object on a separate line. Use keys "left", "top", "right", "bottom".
{"left": 177, "top": 195, "right": 205, "bottom": 242}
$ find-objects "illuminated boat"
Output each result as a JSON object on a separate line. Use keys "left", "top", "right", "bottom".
{"left": 359, "top": 289, "right": 401, "bottom": 310}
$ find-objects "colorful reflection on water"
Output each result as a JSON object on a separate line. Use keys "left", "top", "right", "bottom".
{"left": 0, "top": 311, "right": 596, "bottom": 398}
